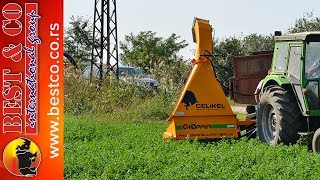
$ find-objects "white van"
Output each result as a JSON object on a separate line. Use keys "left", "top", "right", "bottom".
{"left": 82, "top": 65, "right": 160, "bottom": 88}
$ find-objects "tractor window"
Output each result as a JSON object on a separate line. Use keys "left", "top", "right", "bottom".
{"left": 274, "top": 43, "right": 289, "bottom": 73}
{"left": 305, "top": 42, "right": 320, "bottom": 79}
{"left": 306, "top": 81, "right": 320, "bottom": 109}
{"left": 288, "top": 46, "right": 302, "bottom": 83}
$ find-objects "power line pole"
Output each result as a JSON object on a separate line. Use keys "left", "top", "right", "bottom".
{"left": 91, "top": 0, "right": 119, "bottom": 81}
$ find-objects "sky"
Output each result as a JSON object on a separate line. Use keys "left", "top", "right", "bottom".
{"left": 64, "top": 0, "right": 320, "bottom": 60}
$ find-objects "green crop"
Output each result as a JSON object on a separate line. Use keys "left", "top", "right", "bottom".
{"left": 65, "top": 113, "right": 320, "bottom": 180}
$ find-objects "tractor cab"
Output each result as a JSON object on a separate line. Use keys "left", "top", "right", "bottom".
{"left": 264, "top": 32, "right": 320, "bottom": 116}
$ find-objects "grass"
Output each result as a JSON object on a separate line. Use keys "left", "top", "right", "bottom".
{"left": 65, "top": 113, "right": 320, "bottom": 180}
{"left": 236, "top": 113, "right": 246, "bottom": 120}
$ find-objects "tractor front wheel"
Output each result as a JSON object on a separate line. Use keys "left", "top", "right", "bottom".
{"left": 257, "top": 85, "right": 304, "bottom": 145}
{"left": 312, "top": 128, "right": 320, "bottom": 153}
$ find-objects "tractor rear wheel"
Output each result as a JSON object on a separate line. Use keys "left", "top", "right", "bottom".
{"left": 257, "top": 85, "right": 304, "bottom": 145}
{"left": 312, "top": 128, "right": 320, "bottom": 153}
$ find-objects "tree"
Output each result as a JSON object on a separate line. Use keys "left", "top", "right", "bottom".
{"left": 120, "top": 31, "right": 189, "bottom": 89}
{"left": 64, "top": 16, "right": 93, "bottom": 67}
{"left": 243, "top": 33, "right": 274, "bottom": 53}
{"left": 289, "top": 12, "right": 320, "bottom": 33}
{"left": 213, "top": 34, "right": 274, "bottom": 93}
{"left": 213, "top": 37, "right": 245, "bottom": 91}
{"left": 120, "top": 31, "right": 188, "bottom": 73}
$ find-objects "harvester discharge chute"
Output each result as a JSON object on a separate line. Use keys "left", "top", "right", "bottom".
{"left": 163, "top": 18, "right": 255, "bottom": 140}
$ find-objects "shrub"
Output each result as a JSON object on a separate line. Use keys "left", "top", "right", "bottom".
{"left": 64, "top": 66, "right": 182, "bottom": 116}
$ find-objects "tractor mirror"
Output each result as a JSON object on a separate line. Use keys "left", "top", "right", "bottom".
{"left": 275, "top": 31, "right": 282, "bottom": 36}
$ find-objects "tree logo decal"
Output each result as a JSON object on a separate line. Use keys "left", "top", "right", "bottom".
{"left": 181, "top": 90, "right": 198, "bottom": 110}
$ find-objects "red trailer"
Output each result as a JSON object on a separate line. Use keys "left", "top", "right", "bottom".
{"left": 229, "top": 51, "right": 273, "bottom": 104}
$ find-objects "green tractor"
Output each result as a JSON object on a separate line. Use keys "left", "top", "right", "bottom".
{"left": 257, "top": 32, "right": 320, "bottom": 152}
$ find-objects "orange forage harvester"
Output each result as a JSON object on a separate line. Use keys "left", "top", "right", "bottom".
{"left": 163, "top": 18, "right": 255, "bottom": 140}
